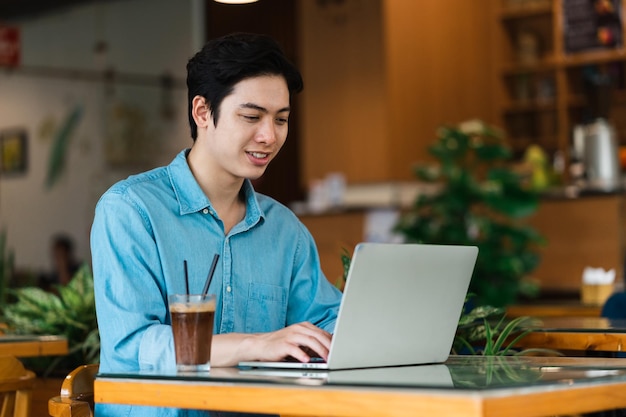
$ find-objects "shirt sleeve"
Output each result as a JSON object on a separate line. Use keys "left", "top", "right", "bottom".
{"left": 91, "top": 189, "right": 176, "bottom": 372}
{"left": 287, "top": 222, "right": 342, "bottom": 333}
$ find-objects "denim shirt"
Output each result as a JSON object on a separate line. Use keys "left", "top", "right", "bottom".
{"left": 91, "top": 150, "right": 342, "bottom": 417}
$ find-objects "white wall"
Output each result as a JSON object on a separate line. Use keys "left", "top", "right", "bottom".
{"left": 0, "top": 0, "right": 202, "bottom": 273}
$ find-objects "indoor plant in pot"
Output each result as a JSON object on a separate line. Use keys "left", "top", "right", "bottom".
{"left": 0, "top": 263, "right": 99, "bottom": 416}
{"left": 394, "top": 120, "right": 545, "bottom": 307}
{"left": 2, "top": 264, "right": 99, "bottom": 376}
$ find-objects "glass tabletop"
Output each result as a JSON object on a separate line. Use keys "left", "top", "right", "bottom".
{"left": 98, "top": 355, "right": 626, "bottom": 391}
{"left": 0, "top": 334, "right": 65, "bottom": 343}
{"left": 525, "top": 317, "right": 626, "bottom": 333}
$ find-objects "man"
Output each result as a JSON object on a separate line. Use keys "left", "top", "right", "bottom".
{"left": 39, "top": 234, "right": 81, "bottom": 290}
{"left": 91, "top": 33, "right": 342, "bottom": 417}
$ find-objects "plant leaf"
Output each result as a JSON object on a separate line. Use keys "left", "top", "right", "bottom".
{"left": 45, "top": 105, "right": 83, "bottom": 189}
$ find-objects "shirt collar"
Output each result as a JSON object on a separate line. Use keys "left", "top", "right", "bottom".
{"left": 168, "top": 149, "right": 265, "bottom": 225}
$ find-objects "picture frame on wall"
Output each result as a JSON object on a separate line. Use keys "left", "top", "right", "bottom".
{"left": 0, "top": 128, "right": 28, "bottom": 176}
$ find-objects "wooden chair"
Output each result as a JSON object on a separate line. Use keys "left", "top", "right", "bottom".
{"left": 0, "top": 356, "right": 36, "bottom": 417}
{"left": 48, "top": 364, "right": 99, "bottom": 417}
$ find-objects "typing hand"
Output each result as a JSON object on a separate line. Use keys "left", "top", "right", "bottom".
{"left": 284, "top": 346, "right": 323, "bottom": 363}
{"left": 250, "top": 322, "right": 332, "bottom": 363}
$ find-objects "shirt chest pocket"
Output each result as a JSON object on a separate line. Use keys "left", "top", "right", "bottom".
{"left": 245, "top": 283, "right": 288, "bottom": 333}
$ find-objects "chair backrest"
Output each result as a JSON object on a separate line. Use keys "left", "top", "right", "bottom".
{"left": 0, "top": 356, "right": 36, "bottom": 417}
{"left": 48, "top": 364, "right": 99, "bottom": 417}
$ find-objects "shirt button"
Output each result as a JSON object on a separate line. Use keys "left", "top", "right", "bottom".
{"left": 202, "top": 208, "right": 209, "bottom": 214}
{"left": 226, "top": 285, "right": 232, "bottom": 293}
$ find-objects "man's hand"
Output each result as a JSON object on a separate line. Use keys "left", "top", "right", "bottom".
{"left": 211, "top": 322, "right": 332, "bottom": 366}
{"left": 250, "top": 322, "right": 331, "bottom": 363}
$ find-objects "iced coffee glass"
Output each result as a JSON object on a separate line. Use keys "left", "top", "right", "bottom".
{"left": 168, "top": 294, "right": 216, "bottom": 372}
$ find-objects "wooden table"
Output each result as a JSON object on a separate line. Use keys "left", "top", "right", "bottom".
{"left": 95, "top": 355, "right": 626, "bottom": 417}
{"left": 516, "top": 317, "right": 626, "bottom": 352}
{"left": 0, "top": 335, "right": 68, "bottom": 357}
{"left": 506, "top": 303, "right": 602, "bottom": 318}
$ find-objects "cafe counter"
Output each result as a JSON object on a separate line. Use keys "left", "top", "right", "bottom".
{"left": 298, "top": 192, "right": 626, "bottom": 297}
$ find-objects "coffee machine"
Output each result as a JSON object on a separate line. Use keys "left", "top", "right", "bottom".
{"left": 571, "top": 67, "right": 621, "bottom": 192}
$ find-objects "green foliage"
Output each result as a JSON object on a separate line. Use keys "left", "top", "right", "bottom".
{"left": 333, "top": 247, "right": 353, "bottom": 290}
{"left": 453, "top": 299, "right": 525, "bottom": 356}
{"left": 456, "top": 309, "right": 527, "bottom": 355}
{"left": 454, "top": 298, "right": 561, "bottom": 357}
{"left": 45, "top": 105, "right": 83, "bottom": 189}
{"left": 454, "top": 302, "right": 505, "bottom": 354}
{"left": 394, "top": 120, "right": 545, "bottom": 307}
{"left": 448, "top": 355, "right": 543, "bottom": 387}
{"left": 340, "top": 248, "right": 351, "bottom": 282}
{"left": 3, "top": 264, "right": 99, "bottom": 375}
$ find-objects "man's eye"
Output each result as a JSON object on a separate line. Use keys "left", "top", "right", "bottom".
{"left": 243, "top": 115, "right": 260, "bottom": 121}
{"left": 276, "top": 118, "right": 289, "bottom": 125}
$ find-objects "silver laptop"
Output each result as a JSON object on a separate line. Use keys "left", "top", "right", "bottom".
{"left": 238, "top": 242, "right": 478, "bottom": 371}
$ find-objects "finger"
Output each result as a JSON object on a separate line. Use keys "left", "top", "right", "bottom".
{"left": 254, "top": 323, "right": 333, "bottom": 362}
{"left": 289, "top": 322, "right": 333, "bottom": 345}
{"left": 296, "top": 322, "right": 332, "bottom": 338}
{"left": 252, "top": 328, "right": 319, "bottom": 362}
{"left": 275, "top": 341, "right": 314, "bottom": 363}
{"left": 282, "top": 332, "right": 331, "bottom": 361}
{"left": 298, "top": 337, "right": 330, "bottom": 361}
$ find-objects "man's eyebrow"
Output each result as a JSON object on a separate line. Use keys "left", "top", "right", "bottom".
{"left": 240, "top": 103, "right": 291, "bottom": 113}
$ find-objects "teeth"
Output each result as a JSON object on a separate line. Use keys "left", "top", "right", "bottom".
{"left": 249, "top": 152, "right": 268, "bottom": 159}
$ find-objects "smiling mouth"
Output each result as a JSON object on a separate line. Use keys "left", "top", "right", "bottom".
{"left": 247, "top": 151, "right": 269, "bottom": 159}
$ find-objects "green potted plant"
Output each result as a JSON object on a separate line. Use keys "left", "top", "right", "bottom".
{"left": 394, "top": 120, "right": 545, "bottom": 307}
{"left": 0, "top": 256, "right": 98, "bottom": 415}
{"left": 453, "top": 301, "right": 560, "bottom": 356}
{"left": 2, "top": 264, "right": 99, "bottom": 376}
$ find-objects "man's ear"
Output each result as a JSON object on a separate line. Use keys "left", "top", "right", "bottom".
{"left": 191, "top": 95, "right": 212, "bottom": 128}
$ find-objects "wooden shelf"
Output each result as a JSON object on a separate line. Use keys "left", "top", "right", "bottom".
{"left": 501, "top": 48, "right": 626, "bottom": 73}
{"left": 613, "top": 89, "right": 626, "bottom": 104}
{"left": 561, "top": 48, "right": 626, "bottom": 67}
{"left": 503, "top": 100, "right": 557, "bottom": 114}
{"left": 566, "top": 95, "right": 586, "bottom": 109}
{"left": 567, "top": 89, "right": 626, "bottom": 109}
{"left": 499, "top": 4, "right": 553, "bottom": 20}
{"left": 492, "top": 0, "right": 626, "bottom": 165}
{"left": 507, "top": 135, "right": 560, "bottom": 155}
{"left": 500, "top": 60, "right": 558, "bottom": 75}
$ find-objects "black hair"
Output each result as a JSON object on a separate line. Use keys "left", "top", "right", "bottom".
{"left": 186, "top": 32, "right": 303, "bottom": 140}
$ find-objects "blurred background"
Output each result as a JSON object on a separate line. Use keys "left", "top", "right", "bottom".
{"left": 0, "top": 0, "right": 492, "bottom": 270}
{"left": 0, "top": 0, "right": 625, "bottom": 304}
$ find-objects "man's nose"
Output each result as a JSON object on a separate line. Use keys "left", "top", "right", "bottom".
{"left": 256, "top": 119, "right": 277, "bottom": 144}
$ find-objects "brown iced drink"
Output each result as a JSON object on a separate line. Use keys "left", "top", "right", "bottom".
{"left": 169, "top": 296, "right": 216, "bottom": 369}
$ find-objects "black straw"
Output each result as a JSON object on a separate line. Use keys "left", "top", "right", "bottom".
{"left": 184, "top": 260, "right": 190, "bottom": 295}
{"left": 202, "top": 254, "right": 220, "bottom": 296}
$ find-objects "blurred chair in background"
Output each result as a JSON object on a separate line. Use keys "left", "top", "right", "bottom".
{"left": 0, "top": 356, "right": 36, "bottom": 417}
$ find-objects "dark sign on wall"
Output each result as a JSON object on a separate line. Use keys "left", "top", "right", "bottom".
{"left": 0, "top": 25, "right": 20, "bottom": 67}
{"left": 563, "top": 0, "right": 623, "bottom": 53}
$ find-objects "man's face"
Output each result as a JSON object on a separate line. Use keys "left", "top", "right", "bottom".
{"left": 205, "top": 75, "right": 290, "bottom": 182}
